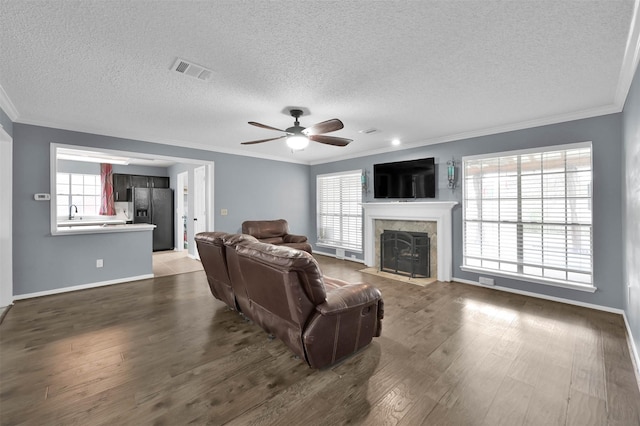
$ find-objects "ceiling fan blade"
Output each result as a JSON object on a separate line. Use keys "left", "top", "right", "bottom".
{"left": 302, "top": 118, "right": 343, "bottom": 135}
{"left": 241, "top": 135, "right": 287, "bottom": 145}
{"left": 248, "top": 121, "right": 286, "bottom": 132}
{"left": 309, "top": 134, "right": 352, "bottom": 147}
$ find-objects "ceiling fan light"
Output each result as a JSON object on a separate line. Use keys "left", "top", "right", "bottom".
{"left": 286, "top": 135, "right": 309, "bottom": 150}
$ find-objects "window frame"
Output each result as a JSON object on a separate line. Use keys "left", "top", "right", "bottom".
{"left": 460, "top": 141, "right": 596, "bottom": 293}
{"left": 56, "top": 172, "right": 102, "bottom": 219}
{"left": 316, "top": 170, "right": 363, "bottom": 253}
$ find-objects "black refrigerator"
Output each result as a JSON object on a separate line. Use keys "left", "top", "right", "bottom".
{"left": 129, "top": 187, "right": 174, "bottom": 251}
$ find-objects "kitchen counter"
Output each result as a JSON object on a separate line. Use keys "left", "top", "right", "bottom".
{"left": 57, "top": 218, "right": 127, "bottom": 227}
{"left": 53, "top": 223, "right": 156, "bottom": 236}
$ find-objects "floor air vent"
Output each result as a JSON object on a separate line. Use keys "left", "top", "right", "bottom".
{"left": 171, "top": 58, "right": 213, "bottom": 82}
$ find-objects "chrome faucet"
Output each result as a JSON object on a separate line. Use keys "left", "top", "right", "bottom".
{"left": 69, "top": 204, "right": 78, "bottom": 220}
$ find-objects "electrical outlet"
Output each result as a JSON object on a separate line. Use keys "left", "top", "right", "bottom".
{"left": 96, "top": 259, "right": 103, "bottom": 268}
{"left": 221, "top": 209, "right": 228, "bottom": 216}
{"left": 479, "top": 276, "right": 494, "bottom": 286}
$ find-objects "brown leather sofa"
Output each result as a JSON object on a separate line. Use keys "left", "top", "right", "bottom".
{"left": 195, "top": 232, "right": 384, "bottom": 369}
{"left": 241, "top": 219, "right": 313, "bottom": 253}
{"left": 192, "top": 231, "right": 242, "bottom": 310}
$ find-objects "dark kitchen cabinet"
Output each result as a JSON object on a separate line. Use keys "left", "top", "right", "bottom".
{"left": 129, "top": 175, "right": 170, "bottom": 188}
{"left": 150, "top": 176, "right": 170, "bottom": 188}
{"left": 112, "top": 174, "right": 170, "bottom": 202}
{"left": 113, "top": 173, "right": 131, "bottom": 201}
{"left": 130, "top": 175, "right": 150, "bottom": 188}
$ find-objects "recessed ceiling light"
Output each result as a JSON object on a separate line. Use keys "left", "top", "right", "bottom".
{"left": 391, "top": 139, "right": 401, "bottom": 146}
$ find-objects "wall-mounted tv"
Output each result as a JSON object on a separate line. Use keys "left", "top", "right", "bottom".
{"left": 374, "top": 157, "right": 436, "bottom": 199}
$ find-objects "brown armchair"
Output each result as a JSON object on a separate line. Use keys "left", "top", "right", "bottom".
{"left": 241, "top": 219, "right": 312, "bottom": 253}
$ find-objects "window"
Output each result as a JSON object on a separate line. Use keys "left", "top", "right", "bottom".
{"left": 317, "top": 170, "right": 363, "bottom": 252}
{"left": 462, "top": 142, "right": 593, "bottom": 290}
{"left": 57, "top": 173, "right": 101, "bottom": 217}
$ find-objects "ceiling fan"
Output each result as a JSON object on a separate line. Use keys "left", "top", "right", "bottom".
{"left": 241, "top": 109, "right": 352, "bottom": 150}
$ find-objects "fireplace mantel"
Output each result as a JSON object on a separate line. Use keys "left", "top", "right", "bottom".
{"left": 362, "top": 201, "right": 458, "bottom": 282}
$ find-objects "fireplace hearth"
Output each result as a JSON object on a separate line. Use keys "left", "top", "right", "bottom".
{"left": 380, "top": 230, "right": 430, "bottom": 278}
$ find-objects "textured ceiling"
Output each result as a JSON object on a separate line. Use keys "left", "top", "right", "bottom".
{"left": 1, "top": 1, "right": 638, "bottom": 164}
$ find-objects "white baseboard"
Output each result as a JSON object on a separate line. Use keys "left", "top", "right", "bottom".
{"left": 13, "top": 274, "right": 155, "bottom": 301}
{"left": 313, "top": 250, "right": 365, "bottom": 264}
{"left": 452, "top": 276, "right": 624, "bottom": 314}
{"left": 623, "top": 312, "right": 640, "bottom": 392}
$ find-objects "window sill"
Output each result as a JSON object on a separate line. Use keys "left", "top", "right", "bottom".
{"left": 459, "top": 265, "right": 597, "bottom": 293}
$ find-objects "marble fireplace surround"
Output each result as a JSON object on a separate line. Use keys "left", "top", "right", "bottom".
{"left": 362, "top": 201, "right": 458, "bottom": 282}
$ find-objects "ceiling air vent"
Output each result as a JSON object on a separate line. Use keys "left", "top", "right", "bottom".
{"left": 171, "top": 58, "right": 213, "bottom": 82}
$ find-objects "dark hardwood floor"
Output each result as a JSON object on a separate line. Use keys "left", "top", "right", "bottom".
{"left": 1, "top": 255, "right": 639, "bottom": 425}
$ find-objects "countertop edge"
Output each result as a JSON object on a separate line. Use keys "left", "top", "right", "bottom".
{"left": 52, "top": 223, "right": 156, "bottom": 236}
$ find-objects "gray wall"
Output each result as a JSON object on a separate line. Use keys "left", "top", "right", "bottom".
{"left": 311, "top": 113, "right": 624, "bottom": 309}
{"left": 9, "top": 104, "right": 631, "bottom": 314}
{"left": 13, "top": 123, "right": 311, "bottom": 296}
{"left": 623, "top": 63, "right": 640, "bottom": 356}
{"left": 0, "top": 106, "right": 12, "bottom": 137}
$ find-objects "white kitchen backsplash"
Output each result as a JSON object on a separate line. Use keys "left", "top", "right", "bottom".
{"left": 114, "top": 201, "right": 132, "bottom": 221}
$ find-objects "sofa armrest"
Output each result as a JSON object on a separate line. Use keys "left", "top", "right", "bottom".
{"left": 316, "top": 284, "right": 382, "bottom": 316}
{"left": 283, "top": 233, "right": 308, "bottom": 243}
{"left": 303, "top": 283, "right": 383, "bottom": 368}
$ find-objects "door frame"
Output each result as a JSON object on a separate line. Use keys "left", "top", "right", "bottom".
{"left": 175, "top": 171, "right": 188, "bottom": 252}
{"left": 0, "top": 124, "right": 13, "bottom": 309}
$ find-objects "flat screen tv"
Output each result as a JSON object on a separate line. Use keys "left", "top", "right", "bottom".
{"left": 374, "top": 157, "right": 436, "bottom": 199}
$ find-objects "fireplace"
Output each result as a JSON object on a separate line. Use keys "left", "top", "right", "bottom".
{"left": 362, "top": 201, "right": 458, "bottom": 282}
{"left": 380, "top": 230, "right": 430, "bottom": 278}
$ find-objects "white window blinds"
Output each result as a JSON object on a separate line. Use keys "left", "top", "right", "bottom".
{"left": 317, "top": 170, "right": 363, "bottom": 252}
{"left": 462, "top": 142, "right": 593, "bottom": 288}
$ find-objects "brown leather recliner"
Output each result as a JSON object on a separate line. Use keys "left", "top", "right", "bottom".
{"left": 241, "top": 219, "right": 313, "bottom": 253}
{"left": 229, "top": 239, "right": 383, "bottom": 369}
{"left": 196, "top": 231, "right": 384, "bottom": 369}
{"left": 194, "top": 231, "right": 239, "bottom": 310}
{"left": 221, "top": 233, "right": 259, "bottom": 315}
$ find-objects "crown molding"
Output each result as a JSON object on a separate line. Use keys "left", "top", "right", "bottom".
{"left": 14, "top": 117, "right": 309, "bottom": 165}
{"left": 16, "top": 100, "right": 622, "bottom": 169}
{"left": 0, "top": 84, "right": 19, "bottom": 121}
{"left": 310, "top": 103, "right": 621, "bottom": 165}
{"left": 615, "top": 0, "right": 640, "bottom": 108}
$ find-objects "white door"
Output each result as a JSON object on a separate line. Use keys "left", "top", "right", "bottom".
{"left": 193, "top": 165, "right": 207, "bottom": 260}
{"left": 0, "top": 125, "right": 13, "bottom": 308}
{"left": 175, "top": 171, "right": 188, "bottom": 252}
